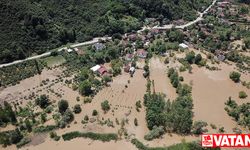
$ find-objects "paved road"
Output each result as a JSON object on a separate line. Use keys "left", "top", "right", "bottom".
{"left": 0, "top": 0, "right": 216, "bottom": 68}
{"left": 0, "top": 37, "right": 111, "bottom": 68}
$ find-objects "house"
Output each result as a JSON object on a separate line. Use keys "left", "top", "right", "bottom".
{"left": 92, "top": 43, "right": 106, "bottom": 51}
{"left": 76, "top": 49, "right": 85, "bottom": 55}
{"left": 97, "top": 66, "right": 107, "bottom": 76}
{"left": 128, "top": 34, "right": 137, "bottom": 42}
{"left": 66, "top": 48, "right": 73, "bottom": 53}
{"left": 90, "top": 65, "right": 107, "bottom": 76}
{"left": 74, "top": 48, "right": 79, "bottom": 52}
{"left": 150, "top": 29, "right": 160, "bottom": 35}
{"left": 137, "top": 49, "right": 148, "bottom": 58}
{"left": 91, "top": 65, "right": 101, "bottom": 72}
{"left": 124, "top": 65, "right": 130, "bottom": 73}
{"left": 217, "top": 54, "right": 226, "bottom": 61}
{"left": 179, "top": 43, "right": 189, "bottom": 49}
{"left": 125, "top": 53, "right": 134, "bottom": 61}
{"left": 129, "top": 67, "right": 135, "bottom": 74}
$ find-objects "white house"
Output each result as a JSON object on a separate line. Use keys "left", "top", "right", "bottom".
{"left": 74, "top": 48, "right": 79, "bottom": 52}
{"left": 90, "top": 65, "right": 101, "bottom": 72}
{"left": 67, "top": 48, "right": 73, "bottom": 53}
{"left": 179, "top": 43, "right": 189, "bottom": 49}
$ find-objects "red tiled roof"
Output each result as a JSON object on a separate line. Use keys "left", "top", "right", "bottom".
{"left": 98, "top": 66, "right": 107, "bottom": 75}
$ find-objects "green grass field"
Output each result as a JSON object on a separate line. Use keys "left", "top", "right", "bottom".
{"left": 43, "top": 55, "right": 66, "bottom": 67}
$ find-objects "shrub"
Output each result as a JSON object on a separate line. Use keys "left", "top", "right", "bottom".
{"left": 62, "top": 109, "right": 74, "bottom": 123}
{"left": 103, "top": 76, "right": 112, "bottom": 83}
{"left": 50, "top": 131, "right": 61, "bottom": 141}
{"left": 92, "top": 110, "right": 98, "bottom": 116}
{"left": 144, "top": 126, "right": 164, "bottom": 141}
{"left": 73, "top": 104, "right": 82, "bottom": 114}
{"left": 229, "top": 71, "right": 241, "bottom": 82}
{"left": 239, "top": 91, "right": 247, "bottom": 99}
{"left": 192, "top": 121, "right": 208, "bottom": 135}
{"left": 33, "top": 125, "right": 57, "bottom": 133}
{"left": 84, "top": 97, "right": 92, "bottom": 104}
{"left": 136, "top": 100, "right": 142, "bottom": 112}
{"left": 84, "top": 115, "right": 89, "bottom": 121}
{"left": 134, "top": 118, "right": 138, "bottom": 126}
{"left": 194, "top": 54, "right": 202, "bottom": 64}
{"left": 35, "top": 94, "right": 50, "bottom": 109}
{"left": 62, "top": 131, "right": 118, "bottom": 142}
{"left": 16, "top": 137, "right": 31, "bottom": 148}
{"left": 101, "top": 100, "right": 110, "bottom": 113}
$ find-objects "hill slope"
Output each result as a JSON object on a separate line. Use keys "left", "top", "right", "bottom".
{"left": 0, "top": 0, "right": 212, "bottom": 63}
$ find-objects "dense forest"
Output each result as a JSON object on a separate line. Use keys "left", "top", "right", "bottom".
{"left": 0, "top": 0, "right": 212, "bottom": 64}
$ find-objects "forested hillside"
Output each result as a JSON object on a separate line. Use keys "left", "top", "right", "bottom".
{"left": 0, "top": 0, "right": 211, "bottom": 64}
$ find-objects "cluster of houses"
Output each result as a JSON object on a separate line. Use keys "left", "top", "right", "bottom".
{"left": 87, "top": 27, "right": 192, "bottom": 77}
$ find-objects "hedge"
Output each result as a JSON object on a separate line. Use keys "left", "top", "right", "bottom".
{"left": 33, "top": 125, "right": 57, "bottom": 133}
{"left": 62, "top": 131, "right": 118, "bottom": 142}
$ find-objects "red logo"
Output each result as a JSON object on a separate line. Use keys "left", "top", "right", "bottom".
{"left": 202, "top": 134, "right": 213, "bottom": 147}
{"left": 202, "top": 134, "right": 250, "bottom": 147}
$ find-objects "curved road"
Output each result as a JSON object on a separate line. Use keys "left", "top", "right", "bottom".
{"left": 0, "top": 0, "right": 216, "bottom": 68}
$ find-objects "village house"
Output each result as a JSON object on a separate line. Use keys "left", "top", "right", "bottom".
{"left": 179, "top": 43, "right": 189, "bottom": 49}
{"left": 137, "top": 49, "right": 148, "bottom": 58}
{"left": 92, "top": 43, "right": 106, "bottom": 51}
{"left": 124, "top": 65, "right": 130, "bottom": 73}
{"left": 128, "top": 34, "right": 137, "bottom": 42}
{"left": 90, "top": 65, "right": 108, "bottom": 76}
{"left": 124, "top": 53, "right": 134, "bottom": 61}
{"left": 65, "top": 48, "right": 73, "bottom": 53}
{"left": 150, "top": 29, "right": 160, "bottom": 35}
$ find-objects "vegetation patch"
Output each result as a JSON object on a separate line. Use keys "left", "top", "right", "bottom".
{"left": 62, "top": 131, "right": 118, "bottom": 142}
{"left": 43, "top": 55, "right": 66, "bottom": 67}
{"left": 33, "top": 125, "right": 58, "bottom": 133}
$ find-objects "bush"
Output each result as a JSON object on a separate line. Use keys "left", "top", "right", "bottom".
{"left": 84, "top": 97, "right": 92, "bottom": 104}
{"left": 84, "top": 115, "right": 89, "bottom": 121}
{"left": 101, "top": 100, "right": 110, "bottom": 113}
{"left": 33, "top": 125, "right": 57, "bottom": 133}
{"left": 239, "top": 91, "right": 247, "bottom": 99}
{"left": 62, "top": 131, "right": 118, "bottom": 142}
{"left": 16, "top": 137, "right": 31, "bottom": 148}
{"left": 192, "top": 121, "right": 208, "bottom": 135}
{"left": 58, "top": 100, "right": 69, "bottom": 114}
{"left": 185, "top": 51, "right": 195, "bottom": 64}
{"left": 103, "top": 76, "right": 112, "bottom": 83}
{"left": 50, "top": 131, "right": 61, "bottom": 141}
{"left": 35, "top": 94, "right": 50, "bottom": 109}
{"left": 92, "top": 110, "right": 98, "bottom": 116}
{"left": 229, "top": 71, "right": 241, "bottom": 83}
{"left": 144, "top": 126, "right": 164, "bottom": 141}
{"left": 194, "top": 54, "right": 202, "bottom": 64}
{"left": 73, "top": 104, "right": 82, "bottom": 114}
{"left": 134, "top": 118, "right": 138, "bottom": 126}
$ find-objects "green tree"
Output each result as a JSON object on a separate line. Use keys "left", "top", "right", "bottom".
{"left": 192, "top": 121, "right": 208, "bottom": 135}
{"left": 185, "top": 51, "right": 195, "bottom": 64}
{"left": 229, "top": 71, "right": 241, "bottom": 83}
{"left": 35, "top": 94, "right": 50, "bottom": 109}
{"left": 58, "top": 100, "right": 69, "bottom": 114}
{"left": 79, "top": 80, "right": 92, "bottom": 96}
{"left": 194, "top": 54, "right": 202, "bottom": 64}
